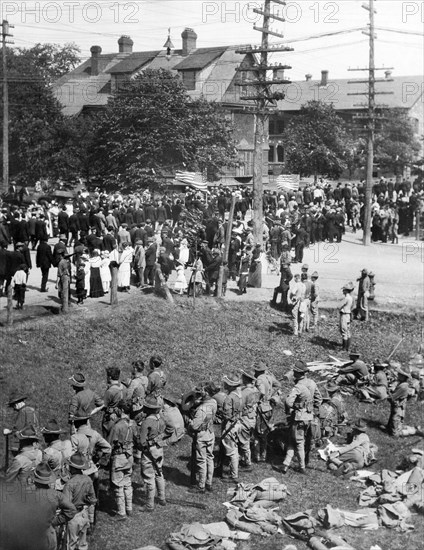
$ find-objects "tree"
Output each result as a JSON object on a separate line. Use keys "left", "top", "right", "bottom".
{"left": 16, "top": 43, "right": 81, "bottom": 85}
{"left": 282, "top": 100, "right": 349, "bottom": 180}
{"left": 92, "top": 69, "right": 238, "bottom": 190}
{"left": 374, "top": 108, "right": 422, "bottom": 176}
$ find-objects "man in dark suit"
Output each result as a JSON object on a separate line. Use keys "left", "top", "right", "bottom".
{"left": 86, "top": 227, "right": 104, "bottom": 253}
{"left": 69, "top": 209, "right": 80, "bottom": 246}
{"left": 144, "top": 238, "right": 157, "bottom": 286}
{"left": 27, "top": 213, "right": 38, "bottom": 250}
{"left": 58, "top": 207, "right": 69, "bottom": 245}
{"left": 35, "top": 214, "right": 48, "bottom": 245}
{"left": 103, "top": 227, "right": 117, "bottom": 252}
{"left": 77, "top": 209, "right": 90, "bottom": 240}
{"left": 36, "top": 237, "right": 53, "bottom": 292}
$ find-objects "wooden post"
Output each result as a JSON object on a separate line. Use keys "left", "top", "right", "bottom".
{"left": 110, "top": 264, "right": 118, "bottom": 306}
{"left": 216, "top": 195, "right": 236, "bottom": 298}
{"left": 6, "top": 284, "right": 13, "bottom": 326}
{"left": 155, "top": 263, "right": 174, "bottom": 304}
{"left": 61, "top": 276, "right": 69, "bottom": 314}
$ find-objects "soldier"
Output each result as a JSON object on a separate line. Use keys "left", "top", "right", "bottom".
{"left": 317, "top": 389, "right": 339, "bottom": 439}
{"left": 309, "top": 271, "right": 320, "bottom": 329}
{"left": 146, "top": 355, "right": 167, "bottom": 401}
{"left": 68, "top": 372, "right": 104, "bottom": 423}
{"left": 41, "top": 419, "right": 73, "bottom": 477}
{"left": 162, "top": 396, "right": 185, "bottom": 445}
{"left": 63, "top": 452, "right": 97, "bottom": 547}
{"left": 5, "top": 425, "right": 43, "bottom": 484}
{"left": 220, "top": 371, "right": 243, "bottom": 483}
{"left": 339, "top": 281, "right": 354, "bottom": 351}
{"left": 123, "top": 360, "right": 148, "bottom": 423}
{"left": 102, "top": 367, "right": 127, "bottom": 438}
{"left": 253, "top": 362, "right": 279, "bottom": 463}
{"left": 288, "top": 273, "right": 306, "bottom": 336}
{"left": 279, "top": 361, "right": 322, "bottom": 474}
{"left": 5, "top": 389, "right": 40, "bottom": 454}
{"left": 71, "top": 412, "right": 111, "bottom": 530}
{"left": 239, "top": 368, "right": 259, "bottom": 470}
{"left": 270, "top": 256, "right": 293, "bottom": 310}
{"left": 326, "top": 382, "right": 347, "bottom": 425}
{"left": 358, "top": 362, "right": 389, "bottom": 402}
{"left": 327, "top": 419, "right": 371, "bottom": 475}
{"left": 355, "top": 268, "right": 371, "bottom": 321}
{"left": 336, "top": 351, "right": 369, "bottom": 387}
{"left": 387, "top": 365, "right": 411, "bottom": 436}
{"left": 108, "top": 399, "right": 136, "bottom": 520}
{"left": 137, "top": 396, "right": 167, "bottom": 511}
{"left": 186, "top": 385, "right": 218, "bottom": 494}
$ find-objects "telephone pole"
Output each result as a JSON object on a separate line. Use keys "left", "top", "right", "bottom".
{"left": 1, "top": 20, "right": 14, "bottom": 195}
{"left": 236, "top": 0, "right": 293, "bottom": 245}
{"left": 347, "top": 0, "right": 393, "bottom": 245}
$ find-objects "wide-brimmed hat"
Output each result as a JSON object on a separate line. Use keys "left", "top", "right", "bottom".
{"left": 342, "top": 281, "right": 355, "bottom": 291}
{"left": 143, "top": 396, "right": 162, "bottom": 410}
{"left": 17, "top": 425, "right": 41, "bottom": 441}
{"left": 33, "top": 462, "right": 55, "bottom": 485}
{"left": 311, "top": 271, "right": 319, "bottom": 279}
{"left": 222, "top": 372, "right": 241, "bottom": 387}
{"left": 72, "top": 411, "right": 92, "bottom": 421}
{"left": 326, "top": 382, "right": 339, "bottom": 394}
{"left": 349, "top": 351, "right": 360, "bottom": 359}
{"left": 41, "top": 419, "right": 67, "bottom": 435}
{"left": 69, "top": 373, "right": 86, "bottom": 387}
{"left": 374, "top": 362, "right": 388, "bottom": 370}
{"left": 301, "top": 264, "right": 309, "bottom": 270}
{"left": 241, "top": 367, "right": 256, "bottom": 381}
{"left": 293, "top": 360, "right": 308, "bottom": 375}
{"left": 68, "top": 452, "right": 89, "bottom": 470}
{"left": 8, "top": 389, "right": 27, "bottom": 406}
{"left": 253, "top": 361, "right": 267, "bottom": 373}
{"left": 135, "top": 240, "right": 144, "bottom": 246}
{"left": 361, "top": 268, "right": 368, "bottom": 275}
{"left": 352, "top": 419, "right": 367, "bottom": 432}
{"left": 398, "top": 365, "right": 411, "bottom": 378}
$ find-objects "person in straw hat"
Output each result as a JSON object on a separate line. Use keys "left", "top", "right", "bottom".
{"left": 339, "top": 281, "right": 355, "bottom": 351}
{"left": 63, "top": 452, "right": 97, "bottom": 544}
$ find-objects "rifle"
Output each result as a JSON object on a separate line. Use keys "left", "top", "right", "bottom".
{"left": 256, "top": 405, "right": 274, "bottom": 433}
{"left": 190, "top": 433, "right": 197, "bottom": 485}
{"left": 3, "top": 431, "right": 10, "bottom": 471}
{"left": 142, "top": 444, "right": 162, "bottom": 477}
{"left": 387, "top": 337, "right": 405, "bottom": 361}
{"left": 216, "top": 415, "right": 241, "bottom": 477}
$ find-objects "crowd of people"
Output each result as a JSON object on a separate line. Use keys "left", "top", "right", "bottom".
{"left": 2, "top": 341, "right": 422, "bottom": 549}
{"left": 0, "top": 175, "right": 422, "bottom": 310}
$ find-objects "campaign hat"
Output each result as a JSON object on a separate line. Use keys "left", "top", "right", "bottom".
{"left": 293, "top": 360, "right": 308, "bottom": 374}
{"left": 41, "top": 419, "right": 67, "bottom": 435}
{"left": 8, "top": 389, "right": 27, "bottom": 406}
{"left": 241, "top": 367, "right": 256, "bottom": 381}
{"left": 68, "top": 452, "right": 89, "bottom": 470}
{"left": 349, "top": 351, "right": 360, "bottom": 359}
{"left": 326, "top": 382, "right": 339, "bottom": 394}
{"left": 143, "top": 396, "right": 162, "bottom": 411}
{"left": 72, "top": 410, "right": 92, "bottom": 421}
{"left": 253, "top": 361, "right": 267, "bottom": 373}
{"left": 374, "top": 362, "right": 388, "bottom": 370}
{"left": 398, "top": 365, "right": 411, "bottom": 378}
{"left": 33, "top": 462, "right": 55, "bottom": 485}
{"left": 222, "top": 372, "right": 241, "bottom": 387}
{"left": 352, "top": 419, "right": 367, "bottom": 432}
{"left": 69, "top": 373, "right": 86, "bottom": 387}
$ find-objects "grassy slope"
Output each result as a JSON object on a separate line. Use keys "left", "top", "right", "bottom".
{"left": 0, "top": 294, "right": 422, "bottom": 550}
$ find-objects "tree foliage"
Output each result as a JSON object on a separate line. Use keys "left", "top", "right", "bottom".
{"left": 92, "top": 69, "right": 238, "bottom": 189}
{"left": 16, "top": 43, "right": 81, "bottom": 85}
{"left": 282, "top": 100, "right": 349, "bottom": 180}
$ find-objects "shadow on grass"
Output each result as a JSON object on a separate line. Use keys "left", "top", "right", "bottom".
{"left": 310, "top": 335, "right": 341, "bottom": 348}
{"left": 163, "top": 464, "right": 191, "bottom": 488}
{"left": 268, "top": 321, "right": 293, "bottom": 335}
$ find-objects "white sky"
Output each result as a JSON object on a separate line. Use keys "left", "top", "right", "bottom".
{"left": 2, "top": 0, "right": 423, "bottom": 80}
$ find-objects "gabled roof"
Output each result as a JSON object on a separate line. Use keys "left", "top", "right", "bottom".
{"left": 173, "top": 46, "right": 228, "bottom": 70}
{"left": 277, "top": 75, "right": 424, "bottom": 111}
{"left": 106, "top": 51, "right": 161, "bottom": 74}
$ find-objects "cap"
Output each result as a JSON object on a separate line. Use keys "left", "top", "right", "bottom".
{"left": 349, "top": 351, "right": 360, "bottom": 359}
{"left": 69, "top": 373, "right": 86, "bottom": 387}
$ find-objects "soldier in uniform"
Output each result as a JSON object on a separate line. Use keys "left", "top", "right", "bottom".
{"left": 220, "top": 371, "right": 243, "bottom": 482}
{"left": 102, "top": 367, "right": 127, "bottom": 438}
{"left": 123, "top": 360, "right": 148, "bottom": 423}
{"left": 137, "top": 396, "right": 167, "bottom": 511}
{"left": 358, "top": 362, "right": 389, "bottom": 402}
{"left": 288, "top": 273, "right": 306, "bottom": 336}
{"left": 108, "top": 399, "right": 136, "bottom": 520}
{"left": 239, "top": 369, "right": 259, "bottom": 471}
{"left": 355, "top": 268, "right": 371, "bottom": 321}
{"left": 63, "top": 452, "right": 97, "bottom": 546}
{"left": 5, "top": 389, "right": 40, "bottom": 453}
{"left": 339, "top": 281, "right": 354, "bottom": 351}
{"left": 71, "top": 411, "right": 111, "bottom": 529}
{"left": 146, "top": 355, "right": 167, "bottom": 401}
{"left": 280, "top": 361, "right": 322, "bottom": 474}
{"left": 327, "top": 419, "right": 371, "bottom": 475}
{"left": 253, "top": 362, "right": 279, "bottom": 463}
{"left": 186, "top": 385, "right": 218, "bottom": 494}
{"left": 5, "top": 425, "right": 43, "bottom": 484}
{"left": 326, "top": 382, "right": 347, "bottom": 425}
{"left": 387, "top": 365, "right": 411, "bottom": 436}
{"left": 309, "top": 271, "right": 320, "bottom": 329}
{"left": 41, "top": 419, "right": 72, "bottom": 478}
{"left": 68, "top": 372, "right": 104, "bottom": 423}
{"left": 336, "top": 351, "right": 369, "bottom": 386}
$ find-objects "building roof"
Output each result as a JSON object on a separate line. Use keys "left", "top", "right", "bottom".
{"left": 173, "top": 46, "right": 228, "bottom": 70}
{"left": 106, "top": 51, "right": 161, "bottom": 74}
{"left": 277, "top": 75, "right": 424, "bottom": 112}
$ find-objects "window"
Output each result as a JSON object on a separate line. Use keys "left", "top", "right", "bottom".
{"left": 180, "top": 70, "right": 197, "bottom": 90}
{"left": 277, "top": 145, "right": 284, "bottom": 163}
{"left": 268, "top": 145, "right": 275, "bottom": 163}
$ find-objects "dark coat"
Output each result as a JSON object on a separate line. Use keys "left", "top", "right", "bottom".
{"left": 36, "top": 241, "right": 53, "bottom": 269}
{"left": 133, "top": 209, "right": 145, "bottom": 224}
{"left": 145, "top": 243, "right": 157, "bottom": 266}
{"left": 144, "top": 205, "right": 156, "bottom": 223}
{"left": 77, "top": 212, "right": 90, "bottom": 233}
{"left": 58, "top": 211, "right": 69, "bottom": 233}
{"left": 69, "top": 214, "right": 80, "bottom": 233}
{"left": 35, "top": 219, "right": 48, "bottom": 241}
{"left": 102, "top": 234, "right": 116, "bottom": 252}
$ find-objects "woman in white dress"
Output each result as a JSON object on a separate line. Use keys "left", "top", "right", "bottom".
{"left": 100, "top": 250, "right": 111, "bottom": 293}
{"left": 81, "top": 253, "right": 91, "bottom": 297}
{"left": 173, "top": 261, "right": 188, "bottom": 295}
{"left": 117, "top": 242, "right": 134, "bottom": 292}
{"left": 178, "top": 238, "right": 190, "bottom": 267}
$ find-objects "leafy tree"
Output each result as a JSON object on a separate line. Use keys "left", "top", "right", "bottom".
{"left": 282, "top": 100, "right": 349, "bottom": 180}
{"left": 92, "top": 69, "right": 238, "bottom": 190}
{"left": 16, "top": 43, "right": 81, "bottom": 85}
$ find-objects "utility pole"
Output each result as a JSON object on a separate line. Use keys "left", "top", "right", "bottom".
{"left": 236, "top": 0, "right": 293, "bottom": 245}
{"left": 347, "top": 0, "right": 392, "bottom": 246}
{"left": 1, "top": 20, "right": 14, "bottom": 195}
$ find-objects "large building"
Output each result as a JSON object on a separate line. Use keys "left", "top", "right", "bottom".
{"left": 54, "top": 29, "right": 423, "bottom": 184}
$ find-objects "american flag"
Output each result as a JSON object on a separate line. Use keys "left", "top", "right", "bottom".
{"left": 276, "top": 174, "right": 300, "bottom": 192}
{"left": 175, "top": 171, "right": 208, "bottom": 192}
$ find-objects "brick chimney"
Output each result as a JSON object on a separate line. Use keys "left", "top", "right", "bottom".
{"left": 305, "top": 73, "right": 312, "bottom": 81}
{"left": 181, "top": 28, "right": 197, "bottom": 56}
{"left": 90, "top": 45, "right": 102, "bottom": 76}
{"left": 320, "top": 70, "right": 329, "bottom": 86}
{"left": 118, "top": 35, "right": 133, "bottom": 54}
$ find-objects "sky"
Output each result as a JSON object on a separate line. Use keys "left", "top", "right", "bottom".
{"left": 2, "top": 0, "right": 423, "bottom": 80}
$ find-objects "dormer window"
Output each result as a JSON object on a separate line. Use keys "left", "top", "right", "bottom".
{"left": 180, "top": 70, "right": 197, "bottom": 90}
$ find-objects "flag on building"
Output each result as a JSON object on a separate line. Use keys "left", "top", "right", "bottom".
{"left": 175, "top": 171, "right": 208, "bottom": 192}
{"left": 276, "top": 174, "right": 300, "bottom": 192}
